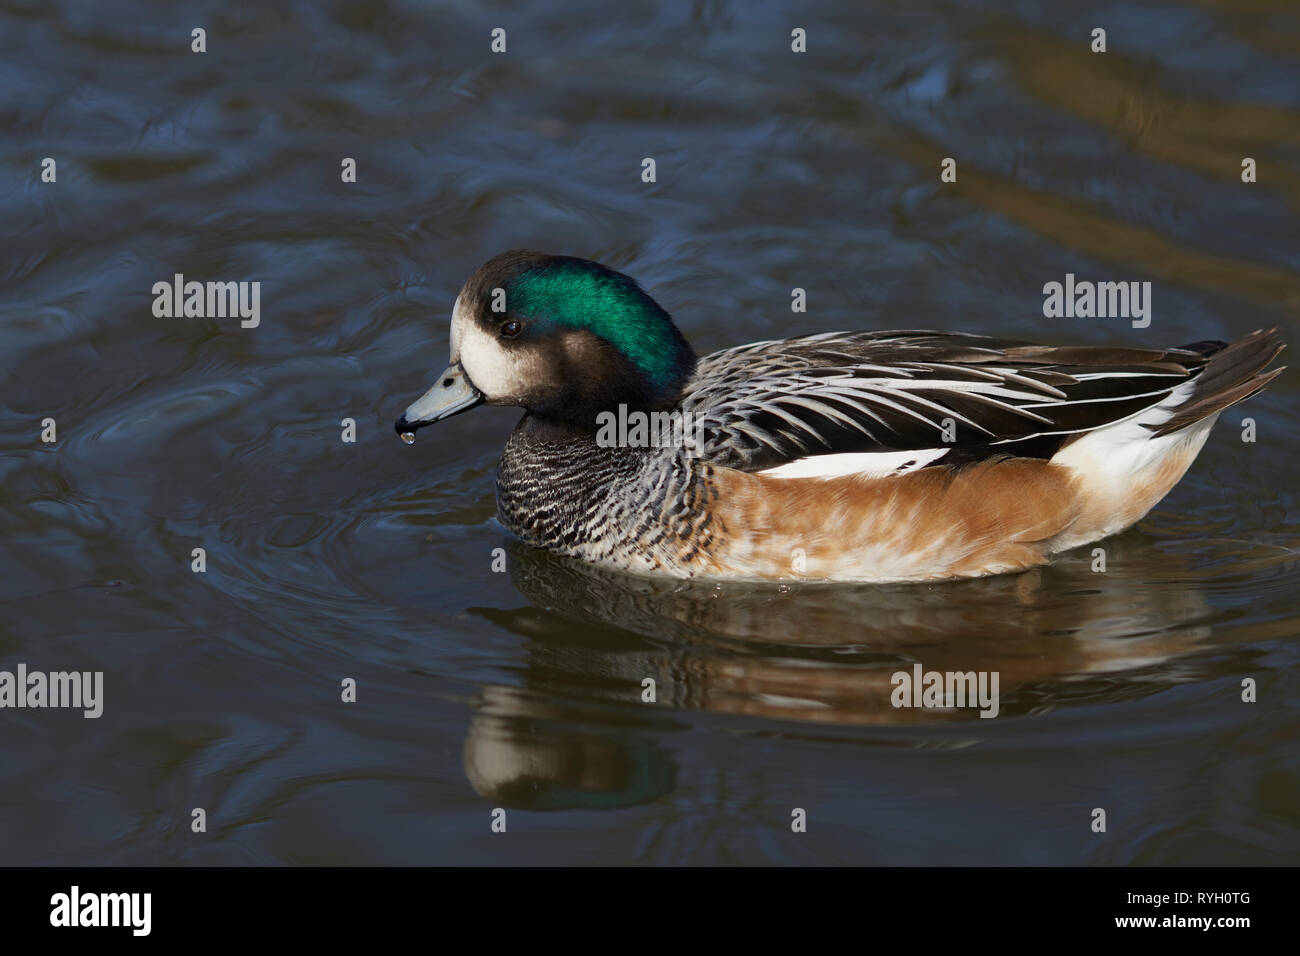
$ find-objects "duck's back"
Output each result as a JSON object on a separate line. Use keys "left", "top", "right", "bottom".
{"left": 679, "top": 329, "right": 1280, "bottom": 474}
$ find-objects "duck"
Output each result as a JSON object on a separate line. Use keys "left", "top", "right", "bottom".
{"left": 395, "top": 250, "right": 1285, "bottom": 583}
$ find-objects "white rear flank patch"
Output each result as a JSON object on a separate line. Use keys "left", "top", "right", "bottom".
{"left": 1049, "top": 378, "right": 1221, "bottom": 543}
{"left": 758, "top": 447, "right": 948, "bottom": 479}
{"left": 1050, "top": 379, "right": 1198, "bottom": 483}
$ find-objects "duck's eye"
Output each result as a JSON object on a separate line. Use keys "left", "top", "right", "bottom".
{"left": 500, "top": 319, "right": 523, "bottom": 339}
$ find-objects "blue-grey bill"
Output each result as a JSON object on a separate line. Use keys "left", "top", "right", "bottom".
{"left": 395, "top": 363, "right": 484, "bottom": 441}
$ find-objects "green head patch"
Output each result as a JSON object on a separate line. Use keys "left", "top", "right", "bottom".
{"left": 506, "top": 259, "right": 690, "bottom": 390}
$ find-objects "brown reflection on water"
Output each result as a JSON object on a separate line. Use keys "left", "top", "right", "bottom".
{"left": 882, "top": 129, "right": 1300, "bottom": 312}
{"left": 463, "top": 685, "right": 678, "bottom": 811}
{"left": 507, "top": 540, "right": 1225, "bottom": 724}
{"left": 456, "top": 534, "right": 1258, "bottom": 807}
{"left": 808, "top": 20, "right": 1300, "bottom": 312}
{"left": 992, "top": 22, "right": 1300, "bottom": 201}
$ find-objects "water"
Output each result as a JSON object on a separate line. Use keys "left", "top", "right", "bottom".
{"left": 2, "top": 0, "right": 1298, "bottom": 865}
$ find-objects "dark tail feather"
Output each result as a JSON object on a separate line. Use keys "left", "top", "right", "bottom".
{"left": 1149, "top": 328, "right": 1285, "bottom": 436}
{"left": 1179, "top": 339, "right": 1228, "bottom": 357}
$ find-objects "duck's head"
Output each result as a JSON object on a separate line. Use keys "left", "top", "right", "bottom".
{"left": 395, "top": 250, "right": 697, "bottom": 438}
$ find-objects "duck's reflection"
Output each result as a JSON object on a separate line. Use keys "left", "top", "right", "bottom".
{"left": 462, "top": 535, "right": 1220, "bottom": 806}
{"left": 463, "top": 684, "right": 678, "bottom": 811}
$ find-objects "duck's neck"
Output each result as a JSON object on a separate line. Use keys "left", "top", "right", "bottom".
{"left": 495, "top": 414, "right": 705, "bottom": 570}
{"left": 497, "top": 415, "right": 656, "bottom": 534}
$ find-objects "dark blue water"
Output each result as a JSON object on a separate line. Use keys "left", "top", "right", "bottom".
{"left": 1, "top": 0, "right": 1298, "bottom": 864}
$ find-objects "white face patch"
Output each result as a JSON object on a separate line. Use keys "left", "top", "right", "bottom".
{"left": 449, "top": 291, "right": 537, "bottom": 402}
{"left": 448, "top": 293, "right": 467, "bottom": 362}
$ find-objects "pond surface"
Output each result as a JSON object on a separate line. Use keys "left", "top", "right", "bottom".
{"left": 1, "top": 0, "right": 1298, "bottom": 864}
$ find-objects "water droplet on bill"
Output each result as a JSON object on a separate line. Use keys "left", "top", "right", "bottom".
{"left": 400, "top": 431, "right": 416, "bottom": 445}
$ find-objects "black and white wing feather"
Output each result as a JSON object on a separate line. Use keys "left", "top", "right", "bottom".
{"left": 681, "top": 330, "right": 1217, "bottom": 472}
